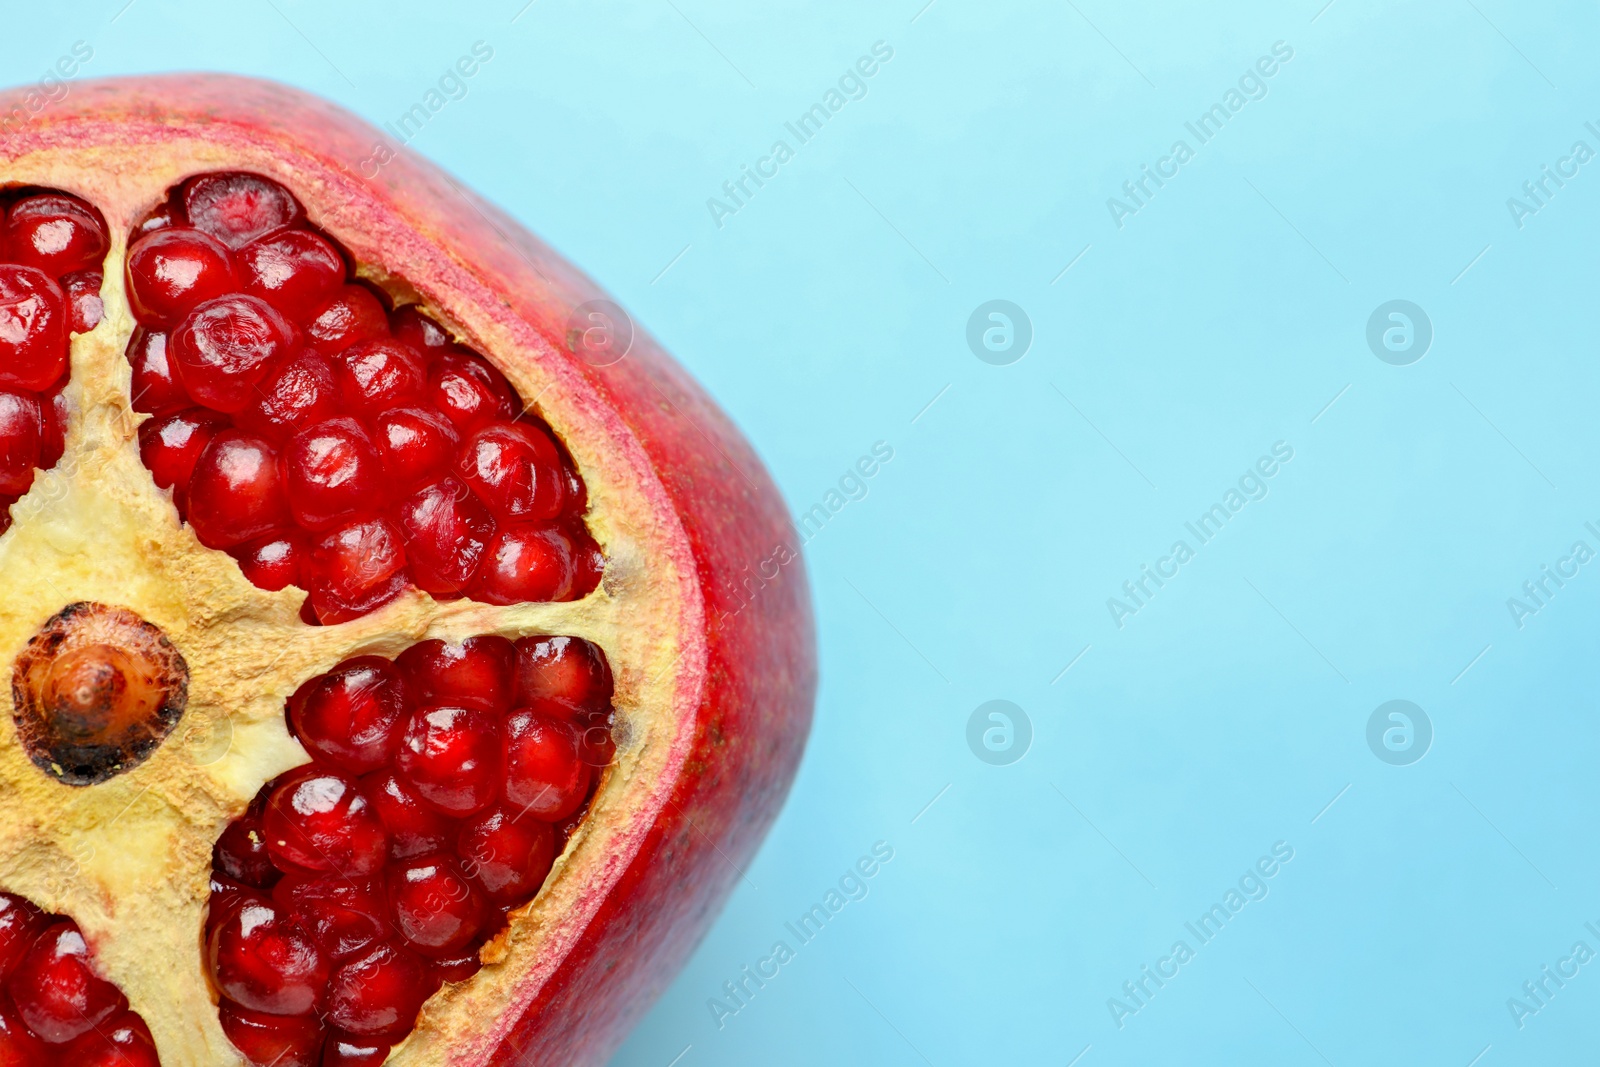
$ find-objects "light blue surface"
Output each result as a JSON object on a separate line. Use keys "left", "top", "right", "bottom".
{"left": 7, "top": 1, "right": 1600, "bottom": 1063}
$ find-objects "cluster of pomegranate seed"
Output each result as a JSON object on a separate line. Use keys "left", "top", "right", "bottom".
{"left": 125, "top": 172, "right": 601, "bottom": 624}
{"left": 0, "top": 189, "right": 107, "bottom": 534}
{"left": 0, "top": 891, "right": 159, "bottom": 1066}
{"left": 207, "top": 633, "right": 615, "bottom": 1066}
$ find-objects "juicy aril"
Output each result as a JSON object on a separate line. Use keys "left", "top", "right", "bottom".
{"left": 0, "top": 74, "right": 814, "bottom": 1066}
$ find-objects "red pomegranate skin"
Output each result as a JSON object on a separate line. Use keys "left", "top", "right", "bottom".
{"left": 4, "top": 75, "right": 815, "bottom": 1066}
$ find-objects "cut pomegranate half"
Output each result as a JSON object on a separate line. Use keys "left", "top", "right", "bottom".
{"left": 0, "top": 74, "right": 814, "bottom": 1067}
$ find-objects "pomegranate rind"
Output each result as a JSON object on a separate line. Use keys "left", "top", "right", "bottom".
{"left": 0, "top": 75, "right": 815, "bottom": 1066}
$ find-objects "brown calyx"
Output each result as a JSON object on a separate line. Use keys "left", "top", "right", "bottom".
{"left": 11, "top": 602, "right": 189, "bottom": 785}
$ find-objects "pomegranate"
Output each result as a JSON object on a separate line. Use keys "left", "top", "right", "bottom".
{"left": 0, "top": 75, "right": 814, "bottom": 1066}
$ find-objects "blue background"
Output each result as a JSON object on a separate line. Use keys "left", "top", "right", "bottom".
{"left": 9, "top": 1, "right": 1600, "bottom": 1063}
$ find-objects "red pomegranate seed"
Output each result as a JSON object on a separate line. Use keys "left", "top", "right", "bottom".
{"left": 323, "top": 1033, "right": 392, "bottom": 1067}
{"left": 62, "top": 1011, "right": 160, "bottom": 1067}
{"left": 184, "top": 172, "right": 304, "bottom": 249}
{"left": 236, "top": 349, "right": 340, "bottom": 442}
{"left": 0, "top": 894, "right": 43, "bottom": 976}
{"left": 207, "top": 890, "right": 327, "bottom": 1016}
{"left": 36, "top": 382, "right": 66, "bottom": 472}
{"left": 169, "top": 293, "right": 296, "bottom": 412}
{"left": 304, "top": 518, "right": 407, "bottom": 623}
{"left": 503, "top": 709, "right": 592, "bottom": 822}
{"left": 212, "top": 804, "right": 281, "bottom": 889}
{"left": 0, "top": 265, "right": 68, "bottom": 391}
{"left": 386, "top": 854, "right": 489, "bottom": 957}
{"left": 186, "top": 431, "right": 290, "bottom": 548}
{"left": 456, "top": 421, "right": 565, "bottom": 522}
{"left": 0, "top": 1001, "right": 45, "bottom": 1064}
{"left": 287, "top": 655, "right": 408, "bottom": 774}
{"left": 512, "top": 635, "right": 613, "bottom": 713}
{"left": 568, "top": 525, "right": 604, "bottom": 597}
{"left": 397, "top": 704, "right": 502, "bottom": 817}
{"left": 261, "top": 766, "right": 388, "bottom": 877}
{"left": 0, "top": 392, "right": 41, "bottom": 498}
{"left": 124, "top": 227, "right": 237, "bottom": 329}
{"left": 133, "top": 200, "right": 179, "bottom": 237}
{"left": 210, "top": 872, "right": 250, "bottom": 907}
{"left": 516, "top": 696, "right": 614, "bottom": 767}
{"left": 127, "top": 328, "right": 186, "bottom": 415}
{"left": 472, "top": 524, "right": 577, "bottom": 604}
{"left": 362, "top": 770, "right": 454, "bottom": 860}
{"left": 282, "top": 417, "right": 384, "bottom": 531}
{"left": 7, "top": 921, "right": 128, "bottom": 1043}
{"left": 371, "top": 407, "right": 458, "bottom": 494}
{"left": 306, "top": 285, "right": 387, "bottom": 356}
{"left": 333, "top": 338, "right": 427, "bottom": 413}
{"left": 392, "top": 478, "right": 492, "bottom": 598}
{"left": 323, "top": 941, "right": 435, "bottom": 1039}
{"left": 219, "top": 1000, "right": 324, "bottom": 1067}
{"left": 427, "top": 353, "right": 518, "bottom": 432}
{"left": 3, "top": 193, "right": 108, "bottom": 276}
{"left": 395, "top": 635, "right": 515, "bottom": 714}
{"left": 430, "top": 951, "right": 484, "bottom": 983}
{"left": 241, "top": 229, "right": 345, "bottom": 320}
{"left": 575, "top": 708, "right": 618, "bottom": 768}
{"left": 272, "top": 873, "right": 386, "bottom": 963}
{"left": 390, "top": 305, "right": 452, "bottom": 354}
{"left": 457, "top": 807, "right": 556, "bottom": 906}
{"left": 561, "top": 453, "right": 587, "bottom": 515}
{"left": 61, "top": 269, "right": 103, "bottom": 333}
{"left": 138, "top": 407, "right": 228, "bottom": 498}
{"left": 231, "top": 533, "right": 306, "bottom": 592}
{"left": 306, "top": 574, "right": 407, "bottom": 627}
